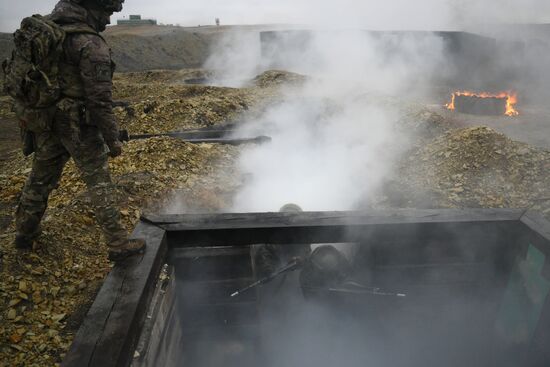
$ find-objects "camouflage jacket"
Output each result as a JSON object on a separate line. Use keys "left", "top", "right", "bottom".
{"left": 49, "top": 0, "right": 119, "bottom": 145}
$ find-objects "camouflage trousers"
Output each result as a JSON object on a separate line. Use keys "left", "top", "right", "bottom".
{"left": 15, "top": 109, "right": 127, "bottom": 246}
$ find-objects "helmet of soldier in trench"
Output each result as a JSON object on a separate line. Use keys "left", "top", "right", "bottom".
{"left": 299, "top": 245, "right": 352, "bottom": 295}
{"left": 279, "top": 203, "right": 302, "bottom": 213}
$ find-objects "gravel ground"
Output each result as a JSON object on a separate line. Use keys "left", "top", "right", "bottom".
{"left": 1, "top": 69, "right": 549, "bottom": 365}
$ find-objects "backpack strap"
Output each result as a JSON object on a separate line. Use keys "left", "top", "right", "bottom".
{"left": 61, "top": 24, "right": 105, "bottom": 42}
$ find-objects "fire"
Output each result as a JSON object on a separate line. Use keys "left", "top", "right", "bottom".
{"left": 446, "top": 91, "right": 519, "bottom": 116}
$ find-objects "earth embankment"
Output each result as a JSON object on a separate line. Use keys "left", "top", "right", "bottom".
{"left": 0, "top": 25, "right": 220, "bottom": 72}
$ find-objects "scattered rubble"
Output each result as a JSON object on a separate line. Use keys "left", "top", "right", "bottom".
{"left": 1, "top": 67, "right": 549, "bottom": 366}
{"left": 112, "top": 70, "right": 283, "bottom": 134}
{"left": 0, "top": 70, "right": 270, "bottom": 366}
{"left": 392, "top": 126, "right": 550, "bottom": 211}
{"left": 0, "top": 136, "right": 241, "bottom": 366}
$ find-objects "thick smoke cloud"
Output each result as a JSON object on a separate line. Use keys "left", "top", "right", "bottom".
{"left": 450, "top": 0, "right": 550, "bottom": 28}
{"left": 205, "top": 29, "right": 448, "bottom": 212}
{"left": 199, "top": 0, "right": 550, "bottom": 213}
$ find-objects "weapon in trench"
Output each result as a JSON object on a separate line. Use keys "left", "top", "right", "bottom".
{"left": 230, "top": 258, "right": 407, "bottom": 299}
{"left": 118, "top": 129, "right": 271, "bottom": 146}
{"left": 231, "top": 258, "right": 304, "bottom": 297}
{"left": 305, "top": 280, "right": 406, "bottom": 298}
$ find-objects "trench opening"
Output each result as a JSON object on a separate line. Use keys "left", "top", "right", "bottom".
{"left": 132, "top": 219, "right": 550, "bottom": 367}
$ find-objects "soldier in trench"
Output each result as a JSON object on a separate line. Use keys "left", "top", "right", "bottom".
{"left": 250, "top": 203, "right": 310, "bottom": 364}
{"left": 250, "top": 205, "right": 363, "bottom": 366}
{"left": 251, "top": 203, "right": 312, "bottom": 279}
{"left": 12, "top": 0, "right": 145, "bottom": 261}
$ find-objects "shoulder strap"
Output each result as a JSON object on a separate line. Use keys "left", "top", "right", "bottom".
{"left": 61, "top": 24, "right": 105, "bottom": 42}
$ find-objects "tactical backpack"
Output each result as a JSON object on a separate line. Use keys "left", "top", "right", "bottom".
{"left": 2, "top": 14, "right": 99, "bottom": 155}
{"left": 2, "top": 14, "right": 66, "bottom": 110}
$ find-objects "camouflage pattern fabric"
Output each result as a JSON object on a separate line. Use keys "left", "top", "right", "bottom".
{"left": 15, "top": 107, "right": 126, "bottom": 245}
{"left": 15, "top": 0, "right": 126, "bottom": 247}
{"left": 1, "top": 15, "right": 65, "bottom": 110}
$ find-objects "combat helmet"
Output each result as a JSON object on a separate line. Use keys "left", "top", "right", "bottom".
{"left": 279, "top": 203, "right": 302, "bottom": 213}
{"left": 299, "top": 245, "right": 352, "bottom": 297}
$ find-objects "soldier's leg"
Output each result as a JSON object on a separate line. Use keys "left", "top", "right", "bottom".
{"left": 62, "top": 124, "right": 144, "bottom": 260}
{"left": 66, "top": 125, "right": 127, "bottom": 243}
{"left": 15, "top": 135, "right": 69, "bottom": 248}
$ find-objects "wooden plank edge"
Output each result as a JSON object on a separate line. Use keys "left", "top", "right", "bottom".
{"left": 62, "top": 221, "right": 167, "bottom": 367}
{"left": 145, "top": 209, "right": 525, "bottom": 231}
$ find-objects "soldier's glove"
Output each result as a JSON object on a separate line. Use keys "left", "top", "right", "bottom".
{"left": 108, "top": 140, "right": 123, "bottom": 158}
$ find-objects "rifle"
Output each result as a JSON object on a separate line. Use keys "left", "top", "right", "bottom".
{"left": 231, "top": 258, "right": 304, "bottom": 297}
{"left": 119, "top": 129, "right": 271, "bottom": 145}
{"left": 304, "top": 281, "right": 406, "bottom": 298}
{"left": 230, "top": 259, "right": 407, "bottom": 299}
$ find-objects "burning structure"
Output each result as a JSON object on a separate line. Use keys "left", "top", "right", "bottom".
{"left": 447, "top": 91, "right": 519, "bottom": 116}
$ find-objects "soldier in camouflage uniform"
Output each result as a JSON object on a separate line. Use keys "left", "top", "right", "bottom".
{"left": 252, "top": 203, "right": 311, "bottom": 278}
{"left": 14, "top": 0, "right": 145, "bottom": 261}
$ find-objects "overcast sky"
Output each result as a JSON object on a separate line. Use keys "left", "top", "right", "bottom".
{"left": 1, "top": 0, "right": 549, "bottom": 32}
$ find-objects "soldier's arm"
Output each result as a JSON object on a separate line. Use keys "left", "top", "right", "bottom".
{"left": 78, "top": 35, "right": 120, "bottom": 150}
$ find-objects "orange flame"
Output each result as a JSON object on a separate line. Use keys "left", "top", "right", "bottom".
{"left": 446, "top": 91, "right": 519, "bottom": 116}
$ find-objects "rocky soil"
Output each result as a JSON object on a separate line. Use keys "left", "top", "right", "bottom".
{"left": 390, "top": 126, "right": 550, "bottom": 211}
{"left": 1, "top": 68, "right": 549, "bottom": 366}
{"left": 0, "top": 69, "right": 283, "bottom": 366}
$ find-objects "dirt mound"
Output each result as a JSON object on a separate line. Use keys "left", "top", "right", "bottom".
{"left": 104, "top": 28, "right": 216, "bottom": 72}
{"left": 398, "top": 126, "right": 550, "bottom": 208}
{"left": 253, "top": 70, "right": 309, "bottom": 88}
{"left": 114, "top": 69, "right": 216, "bottom": 85}
{"left": 112, "top": 71, "right": 278, "bottom": 134}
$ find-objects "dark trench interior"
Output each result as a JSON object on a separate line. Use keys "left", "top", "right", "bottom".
{"left": 148, "top": 222, "right": 550, "bottom": 367}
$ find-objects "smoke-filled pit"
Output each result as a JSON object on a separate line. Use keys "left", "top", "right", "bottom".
{"left": 124, "top": 211, "right": 550, "bottom": 367}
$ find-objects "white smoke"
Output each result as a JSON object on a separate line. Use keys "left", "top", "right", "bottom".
{"left": 206, "top": 30, "right": 447, "bottom": 212}
{"left": 203, "top": 30, "right": 264, "bottom": 87}
{"left": 450, "top": 0, "right": 550, "bottom": 29}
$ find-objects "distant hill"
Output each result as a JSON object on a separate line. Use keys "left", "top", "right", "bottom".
{"left": 0, "top": 25, "right": 221, "bottom": 72}
{"left": 0, "top": 24, "right": 292, "bottom": 73}
{"left": 104, "top": 26, "right": 216, "bottom": 71}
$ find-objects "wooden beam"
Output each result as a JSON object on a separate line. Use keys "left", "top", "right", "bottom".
{"left": 142, "top": 209, "right": 525, "bottom": 247}
{"left": 143, "top": 209, "right": 525, "bottom": 228}
{"left": 62, "top": 221, "right": 167, "bottom": 367}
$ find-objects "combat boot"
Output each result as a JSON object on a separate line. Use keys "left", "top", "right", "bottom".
{"left": 14, "top": 229, "right": 41, "bottom": 250}
{"left": 108, "top": 238, "right": 146, "bottom": 262}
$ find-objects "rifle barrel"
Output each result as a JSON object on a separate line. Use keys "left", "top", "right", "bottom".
{"left": 231, "top": 259, "right": 302, "bottom": 297}
{"left": 119, "top": 129, "right": 271, "bottom": 145}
